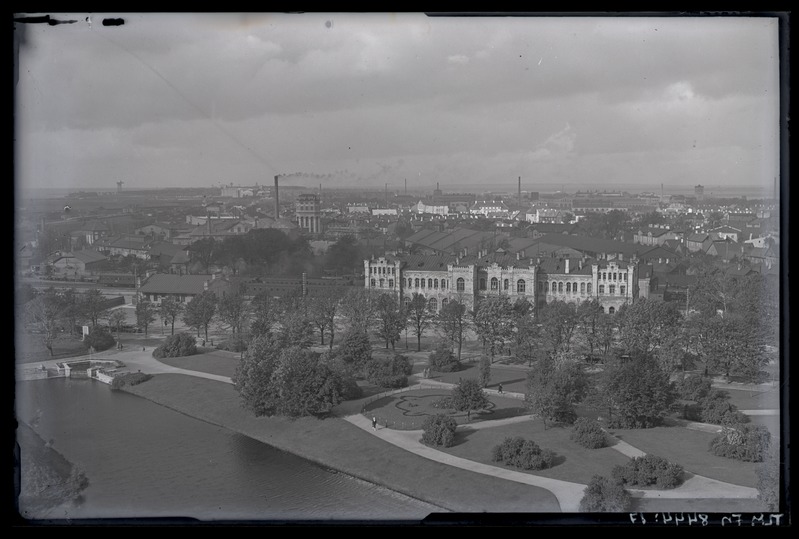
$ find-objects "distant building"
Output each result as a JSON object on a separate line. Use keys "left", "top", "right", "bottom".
{"left": 694, "top": 184, "right": 705, "bottom": 201}
{"left": 371, "top": 208, "right": 398, "bottom": 216}
{"left": 296, "top": 193, "right": 323, "bottom": 234}
{"left": 412, "top": 200, "right": 449, "bottom": 216}
{"left": 138, "top": 273, "right": 231, "bottom": 305}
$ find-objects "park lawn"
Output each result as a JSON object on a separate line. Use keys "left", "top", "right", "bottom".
{"left": 721, "top": 387, "right": 780, "bottom": 411}
{"left": 157, "top": 349, "right": 240, "bottom": 378}
{"left": 433, "top": 365, "right": 530, "bottom": 394}
{"left": 16, "top": 333, "right": 89, "bottom": 364}
{"left": 438, "top": 419, "right": 631, "bottom": 486}
{"left": 607, "top": 426, "right": 759, "bottom": 488}
{"left": 361, "top": 389, "right": 529, "bottom": 430}
{"left": 123, "top": 373, "right": 561, "bottom": 513}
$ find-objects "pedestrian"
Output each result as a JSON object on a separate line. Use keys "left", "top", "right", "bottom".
{"left": 372, "top": 417, "right": 377, "bottom": 431}
{"left": 467, "top": 410, "right": 471, "bottom": 421}
{"left": 498, "top": 383, "right": 503, "bottom": 394}
{"left": 142, "top": 346, "right": 145, "bottom": 352}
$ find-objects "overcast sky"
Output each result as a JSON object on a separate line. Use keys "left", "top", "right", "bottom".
{"left": 14, "top": 13, "right": 780, "bottom": 195}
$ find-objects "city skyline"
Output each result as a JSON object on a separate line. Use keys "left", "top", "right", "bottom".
{"left": 15, "top": 14, "right": 781, "bottom": 195}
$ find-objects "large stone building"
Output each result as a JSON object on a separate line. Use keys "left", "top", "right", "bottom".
{"left": 296, "top": 194, "right": 322, "bottom": 233}
{"left": 364, "top": 252, "right": 650, "bottom": 314}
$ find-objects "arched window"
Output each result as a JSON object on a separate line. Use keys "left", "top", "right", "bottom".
{"left": 428, "top": 297, "right": 438, "bottom": 312}
{"left": 414, "top": 278, "right": 419, "bottom": 288}
{"left": 491, "top": 277, "right": 498, "bottom": 290}
{"left": 379, "top": 278, "right": 384, "bottom": 287}
{"left": 603, "top": 272, "right": 607, "bottom": 280}
{"left": 441, "top": 298, "right": 449, "bottom": 308}
{"left": 566, "top": 282, "right": 571, "bottom": 293}
{"left": 620, "top": 285, "right": 625, "bottom": 295}
{"left": 608, "top": 306, "right": 616, "bottom": 314}
{"left": 428, "top": 278, "right": 433, "bottom": 288}
{"left": 580, "top": 282, "right": 585, "bottom": 294}
{"left": 609, "top": 285, "right": 615, "bottom": 295}
{"left": 457, "top": 278, "right": 465, "bottom": 292}
{"left": 599, "top": 285, "right": 604, "bottom": 294}
{"left": 587, "top": 283, "right": 592, "bottom": 294}
{"left": 558, "top": 282, "right": 563, "bottom": 293}
{"left": 613, "top": 273, "right": 617, "bottom": 281}
{"left": 479, "top": 278, "right": 486, "bottom": 290}
{"left": 442, "top": 279, "right": 447, "bottom": 289}
{"left": 434, "top": 279, "right": 439, "bottom": 289}
{"left": 408, "top": 278, "right": 412, "bottom": 287}
{"left": 388, "top": 279, "right": 394, "bottom": 288}
{"left": 504, "top": 279, "right": 509, "bottom": 291}
{"left": 517, "top": 279, "right": 526, "bottom": 294}
{"left": 421, "top": 279, "right": 426, "bottom": 288}
{"left": 371, "top": 279, "right": 376, "bottom": 287}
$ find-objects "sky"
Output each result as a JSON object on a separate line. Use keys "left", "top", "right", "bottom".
{"left": 14, "top": 13, "right": 781, "bottom": 195}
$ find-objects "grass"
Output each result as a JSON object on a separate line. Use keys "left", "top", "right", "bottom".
{"left": 122, "top": 373, "right": 561, "bottom": 513}
{"left": 606, "top": 425, "right": 759, "bottom": 487}
{"left": 15, "top": 333, "right": 89, "bottom": 365}
{"left": 437, "top": 419, "right": 632, "bottom": 485}
{"left": 432, "top": 364, "right": 529, "bottom": 394}
{"left": 721, "top": 387, "right": 780, "bottom": 411}
{"left": 157, "top": 349, "right": 239, "bottom": 378}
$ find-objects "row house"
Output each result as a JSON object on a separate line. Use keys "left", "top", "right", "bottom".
{"left": 632, "top": 226, "right": 682, "bottom": 247}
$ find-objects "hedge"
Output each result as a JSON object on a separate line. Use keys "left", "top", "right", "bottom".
{"left": 710, "top": 423, "right": 771, "bottom": 462}
{"left": 611, "top": 455, "right": 684, "bottom": 489}
{"left": 491, "top": 436, "right": 556, "bottom": 471}
{"left": 570, "top": 418, "right": 608, "bottom": 449}
{"left": 421, "top": 414, "right": 457, "bottom": 447}
{"left": 579, "top": 475, "right": 632, "bottom": 512}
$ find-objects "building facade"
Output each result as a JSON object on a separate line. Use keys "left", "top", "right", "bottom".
{"left": 296, "top": 194, "right": 322, "bottom": 233}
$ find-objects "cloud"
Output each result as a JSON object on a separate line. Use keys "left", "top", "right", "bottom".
{"left": 447, "top": 54, "right": 469, "bottom": 65}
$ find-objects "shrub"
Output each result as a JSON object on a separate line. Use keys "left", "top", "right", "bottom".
{"left": 431, "top": 396, "right": 454, "bottom": 409}
{"left": 421, "top": 414, "right": 457, "bottom": 447}
{"left": 83, "top": 327, "right": 116, "bottom": 352}
{"left": 611, "top": 455, "right": 684, "bottom": 489}
{"left": 491, "top": 436, "right": 556, "bottom": 471}
{"left": 579, "top": 475, "right": 632, "bottom": 512}
{"left": 710, "top": 423, "right": 771, "bottom": 462}
{"left": 698, "top": 390, "right": 749, "bottom": 426}
{"left": 215, "top": 337, "right": 248, "bottom": 352}
{"left": 111, "top": 372, "right": 153, "bottom": 389}
{"left": 677, "top": 375, "right": 712, "bottom": 401}
{"left": 340, "top": 376, "right": 363, "bottom": 400}
{"left": 365, "top": 354, "right": 412, "bottom": 388}
{"left": 427, "top": 344, "right": 462, "bottom": 373}
{"left": 152, "top": 333, "right": 197, "bottom": 359}
{"left": 570, "top": 418, "right": 608, "bottom": 449}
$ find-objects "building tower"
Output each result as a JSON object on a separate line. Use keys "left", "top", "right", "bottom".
{"left": 296, "top": 193, "right": 322, "bottom": 234}
{"left": 694, "top": 184, "right": 705, "bottom": 201}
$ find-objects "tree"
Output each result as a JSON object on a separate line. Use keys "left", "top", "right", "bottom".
{"left": 579, "top": 476, "right": 632, "bottom": 512}
{"left": 158, "top": 296, "right": 184, "bottom": 336}
{"left": 233, "top": 334, "right": 282, "bottom": 416}
{"left": 249, "top": 290, "right": 278, "bottom": 338}
{"left": 188, "top": 237, "right": 218, "bottom": 271}
{"left": 81, "top": 288, "right": 109, "bottom": 328}
{"left": 472, "top": 296, "right": 514, "bottom": 362}
{"left": 538, "top": 300, "right": 579, "bottom": 354}
{"left": 365, "top": 354, "right": 412, "bottom": 388}
{"left": 217, "top": 292, "right": 248, "bottom": 335}
{"left": 59, "top": 288, "right": 82, "bottom": 336}
{"left": 451, "top": 378, "right": 489, "bottom": 414}
{"left": 756, "top": 443, "right": 781, "bottom": 511}
{"left": 341, "top": 288, "right": 375, "bottom": 334}
{"left": 576, "top": 299, "right": 604, "bottom": 358}
{"left": 273, "top": 295, "right": 313, "bottom": 349}
{"left": 152, "top": 333, "right": 197, "bottom": 358}
{"left": 407, "top": 293, "right": 435, "bottom": 352}
{"left": 692, "top": 312, "right": 767, "bottom": 381}
{"left": 525, "top": 355, "right": 588, "bottom": 428}
{"left": 478, "top": 357, "right": 492, "bottom": 388}
{"left": 601, "top": 356, "right": 676, "bottom": 428}
{"left": 436, "top": 299, "right": 469, "bottom": 360}
{"left": 135, "top": 299, "right": 158, "bottom": 336}
{"left": 308, "top": 288, "right": 343, "bottom": 348}
{"left": 421, "top": 415, "right": 457, "bottom": 447}
{"left": 108, "top": 309, "right": 127, "bottom": 340}
{"left": 183, "top": 291, "right": 217, "bottom": 342}
{"left": 24, "top": 288, "right": 62, "bottom": 357}
{"left": 336, "top": 327, "right": 373, "bottom": 373}
{"left": 268, "top": 347, "right": 344, "bottom": 418}
{"left": 83, "top": 326, "right": 116, "bottom": 352}
{"left": 615, "top": 299, "right": 682, "bottom": 358}
{"left": 374, "top": 294, "right": 406, "bottom": 350}
{"left": 428, "top": 342, "right": 462, "bottom": 372}
{"left": 325, "top": 235, "right": 363, "bottom": 274}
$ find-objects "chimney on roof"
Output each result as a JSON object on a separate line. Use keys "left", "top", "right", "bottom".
{"left": 274, "top": 175, "right": 280, "bottom": 219}
{"left": 578, "top": 259, "right": 583, "bottom": 270}
{"left": 516, "top": 251, "right": 520, "bottom": 260}
{"left": 565, "top": 258, "right": 570, "bottom": 274}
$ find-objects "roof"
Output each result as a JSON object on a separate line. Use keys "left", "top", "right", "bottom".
{"left": 536, "top": 258, "right": 593, "bottom": 276}
{"left": 686, "top": 233, "right": 710, "bottom": 243}
{"left": 533, "top": 234, "right": 642, "bottom": 258}
{"left": 664, "top": 274, "right": 698, "bottom": 287}
{"left": 170, "top": 250, "right": 191, "bottom": 264}
{"left": 139, "top": 274, "right": 221, "bottom": 295}
{"left": 71, "top": 250, "right": 107, "bottom": 264}
{"left": 149, "top": 242, "right": 182, "bottom": 258}
{"left": 400, "top": 254, "right": 456, "bottom": 272}
{"left": 662, "top": 239, "right": 682, "bottom": 251}
{"left": 96, "top": 235, "right": 152, "bottom": 251}
{"left": 637, "top": 245, "right": 679, "bottom": 260}
{"left": 531, "top": 223, "right": 577, "bottom": 234}
{"left": 636, "top": 226, "right": 671, "bottom": 237}
{"left": 709, "top": 225, "right": 742, "bottom": 234}
{"left": 77, "top": 221, "right": 110, "bottom": 232}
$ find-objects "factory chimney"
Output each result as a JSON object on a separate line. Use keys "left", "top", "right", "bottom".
{"left": 274, "top": 175, "right": 280, "bottom": 219}
{"left": 518, "top": 176, "right": 521, "bottom": 206}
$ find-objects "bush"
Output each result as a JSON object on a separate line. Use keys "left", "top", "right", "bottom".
{"left": 698, "top": 390, "right": 750, "bottom": 426}
{"left": 710, "top": 423, "right": 771, "bottom": 462}
{"left": 83, "top": 327, "right": 116, "bottom": 352}
{"left": 428, "top": 344, "right": 462, "bottom": 373}
{"left": 611, "top": 455, "right": 684, "bottom": 489}
{"left": 677, "top": 375, "right": 712, "bottom": 401}
{"left": 579, "top": 475, "right": 632, "bottom": 512}
{"left": 570, "top": 418, "right": 608, "bottom": 449}
{"left": 152, "top": 333, "right": 197, "bottom": 359}
{"left": 340, "top": 376, "right": 363, "bottom": 400}
{"left": 215, "top": 337, "right": 248, "bottom": 352}
{"left": 421, "top": 414, "right": 457, "bottom": 447}
{"left": 491, "top": 436, "right": 556, "bottom": 471}
{"left": 111, "top": 372, "right": 153, "bottom": 389}
{"left": 365, "top": 354, "right": 412, "bottom": 388}
{"left": 431, "top": 396, "right": 454, "bottom": 409}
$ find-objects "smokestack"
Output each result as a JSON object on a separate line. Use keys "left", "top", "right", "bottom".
{"left": 405, "top": 178, "right": 407, "bottom": 195}
{"left": 518, "top": 176, "right": 521, "bottom": 206}
{"left": 274, "top": 175, "right": 280, "bottom": 219}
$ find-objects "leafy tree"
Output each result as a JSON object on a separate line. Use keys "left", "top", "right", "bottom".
{"left": 107, "top": 309, "right": 127, "bottom": 340}
{"left": 158, "top": 296, "right": 184, "bottom": 336}
{"left": 451, "top": 378, "right": 489, "bottom": 414}
{"left": 472, "top": 296, "right": 514, "bottom": 362}
{"left": 59, "top": 288, "right": 82, "bottom": 336}
{"left": 579, "top": 476, "right": 632, "bottom": 512}
{"left": 217, "top": 292, "right": 249, "bottom": 335}
{"left": 692, "top": 312, "right": 767, "bottom": 381}
{"left": 188, "top": 237, "right": 218, "bottom": 271}
{"left": 325, "top": 235, "right": 363, "bottom": 273}
{"left": 268, "top": 347, "right": 344, "bottom": 418}
{"left": 602, "top": 356, "right": 676, "bottom": 428}
{"left": 710, "top": 423, "right": 771, "bottom": 462}
{"left": 374, "top": 293, "right": 406, "bottom": 350}
{"left": 336, "top": 327, "right": 373, "bottom": 373}
{"left": 756, "top": 443, "right": 781, "bottom": 511}
{"left": 615, "top": 299, "right": 682, "bottom": 358}
{"left": 83, "top": 326, "right": 116, "bottom": 352}
{"left": 427, "top": 342, "right": 462, "bottom": 372}
{"left": 308, "top": 288, "right": 343, "bottom": 348}
{"left": 513, "top": 314, "right": 544, "bottom": 367}
{"left": 436, "top": 299, "right": 470, "bottom": 360}
{"left": 152, "top": 333, "right": 197, "bottom": 358}
{"left": 233, "top": 335, "right": 282, "bottom": 416}
{"left": 421, "top": 414, "right": 457, "bottom": 447}
{"left": 538, "top": 300, "right": 580, "bottom": 354}
{"left": 478, "top": 357, "right": 492, "bottom": 388}
{"left": 273, "top": 295, "right": 313, "bottom": 349}
{"left": 249, "top": 291, "right": 278, "bottom": 338}
{"left": 570, "top": 418, "right": 608, "bottom": 449}
{"left": 81, "top": 288, "right": 110, "bottom": 328}
{"left": 24, "top": 288, "right": 62, "bottom": 357}
{"left": 407, "top": 292, "right": 435, "bottom": 352}
{"left": 576, "top": 299, "right": 604, "bottom": 358}
{"left": 135, "top": 299, "right": 158, "bottom": 336}
{"left": 341, "top": 288, "right": 375, "bottom": 333}
{"left": 491, "top": 437, "right": 556, "bottom": 470}
{"left": 525, "top": 355, "right": 588, "bottom": 428}
{"left": 611, "top": 455, "right": 684, "bottom": 489}
{"left": 365, "top": 354, "right": 412, "bottom": 388}
{"left": 183, "top": 291, "right": 217, "bottom": 342}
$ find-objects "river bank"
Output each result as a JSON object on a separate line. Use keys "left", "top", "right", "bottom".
{"left": 121, "top": 373, "right": 562, "bottom": 515}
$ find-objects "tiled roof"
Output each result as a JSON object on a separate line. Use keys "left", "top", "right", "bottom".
{"left": 686, "top": 233, "right": 710, "bottom": 243}
{"left": 148, "top": 242, "right": 182, "bottom": 257}
{"left": 534, "top": 234, "right": 642, "bottom": 257}
{"left": 71, "top": 250, "right": 107, "bottom": 263}
{"left": 536, "top": 257, "right": 593, "bottom": 276}
{"left": 139, "top": 274, "right": 217, "bottom": 295}
{"left": 400, "top": 254, "right": 456, "bottom": 272}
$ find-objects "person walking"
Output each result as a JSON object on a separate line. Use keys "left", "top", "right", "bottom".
{"left": 372, "top": 417, "right": 377, "bottom": 431}
{"left": 498, "top": 383, "right": 503, "bottom": 394}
